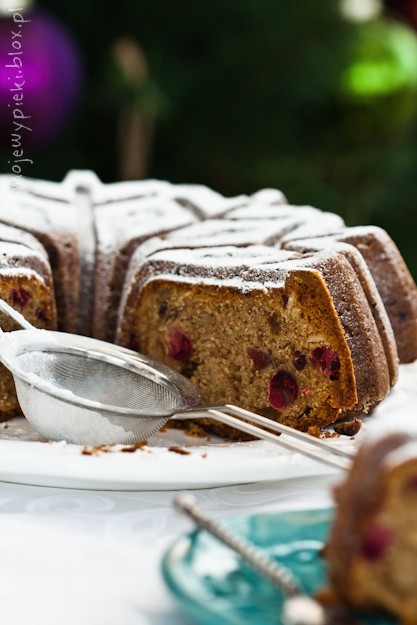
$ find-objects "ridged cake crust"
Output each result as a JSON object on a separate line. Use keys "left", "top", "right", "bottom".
{"left": 284, "top": 238, "right": 399, "bottom": 386}
{"left": 284, "top": 226, "right": 417, "bottom": 364}
{"left": 282, "top": 251, "right": 392, "bottom": 414}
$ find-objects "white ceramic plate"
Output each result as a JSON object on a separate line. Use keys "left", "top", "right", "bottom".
{"left": 0, "top": 362, "right": 415, "bottom": 491}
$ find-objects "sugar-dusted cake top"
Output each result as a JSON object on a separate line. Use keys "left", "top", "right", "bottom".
{"left": 130, "top": 217, "right": 307, "bottom": 264}
{"left": 94, "top": 195, "right": 199, "bottom": 252}
{"left": 0, "top": 223, "right": 48, "bottom": 260}
{"left": 0, "top": 177, "right": 79, "bottom": 236}
{"left": 125, "top": 243, "right": 381, "bottom": 297}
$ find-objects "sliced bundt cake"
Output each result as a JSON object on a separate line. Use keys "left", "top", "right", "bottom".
{"left": 0, "top": 170, "right": 414, "bottom": 437}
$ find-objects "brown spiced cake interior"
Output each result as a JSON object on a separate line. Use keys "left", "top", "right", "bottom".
{"left": 324, "top": 431, "right": 417, "bottom": 623}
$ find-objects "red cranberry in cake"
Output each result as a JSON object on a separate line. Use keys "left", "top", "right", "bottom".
{"left": 311, "top": 346, "right": 340, "bottom": 380}
{"left": 167, "top": 329, "right": 192, "bottom": 361}
{"left": 268, "top": 371, "right": 298, "bottom": 410}
{"left": 10, "top": 287, "right": 31, "bottom": 308}
{"left": 360, "top": 524, "right": 393, "bottom": 561}
{"left": 247, "top": 347, "right": 272, "bottom": 370}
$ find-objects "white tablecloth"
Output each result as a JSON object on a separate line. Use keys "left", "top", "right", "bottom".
{"left": 0, "top": 473, "right": 338, "bottom": 625}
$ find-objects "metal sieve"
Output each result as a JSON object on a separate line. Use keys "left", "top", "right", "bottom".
{"left": 0, "top": 299, "right": 200, "bottom": 445}
{"left": 0, "top": 299, "right": 353, "bottom": 468}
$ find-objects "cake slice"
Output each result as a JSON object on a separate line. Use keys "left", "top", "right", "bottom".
{"left": 116, "top": 245, "right": 392, "bottom": 433}
{"left": 325, "top": 432, "right": 417, "bottom": 622}
{"left": 0, "top": 225, "right": 57, "bottom": 419}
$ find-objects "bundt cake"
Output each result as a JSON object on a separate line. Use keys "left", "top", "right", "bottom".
{"left": 325, "top": 431, "right": 417, "bottom": 623}
{"left": 0, "top": 170, "right": 415, "bottom": 434}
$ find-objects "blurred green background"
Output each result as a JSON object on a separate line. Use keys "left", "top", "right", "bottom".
{"left": 1, "top": 0, "right": 417, "bottom": 276}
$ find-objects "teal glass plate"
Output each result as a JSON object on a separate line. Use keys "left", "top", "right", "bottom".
{"left": 162, "top": 508, "right": 395, "bottom": 625}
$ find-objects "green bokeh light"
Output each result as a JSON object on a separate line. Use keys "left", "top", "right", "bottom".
{"left": 342, "top": 19, "right": 417, "bottom": 99}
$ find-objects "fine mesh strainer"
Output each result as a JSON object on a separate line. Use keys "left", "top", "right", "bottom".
{"left": 0, "top": 299, "right": 200, "bottom": 445}
{"left": 0, "top": 299, "right": 353, "bottom": 467}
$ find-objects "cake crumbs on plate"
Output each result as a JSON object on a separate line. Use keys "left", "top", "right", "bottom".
{"left": 168, "top": 446, "right": 191, "bottom": 455}
{"left": 323, "top": 430, "right": 340, "bottom": 439}
{"left": 81, "top": 440, "right": 148, "bottom": 456}
{"left": 333, "top": 418, "right": 362, "bottom": 437}
{"left": 81, "top": 444, "right": 113, "bottom": 456}
{"left": 184, "top": 422, "right": 212, "bottom": 440}
{"left": 164, "top": 419, "right": 212, "bottom": 440}
{"left": 120, "top": 441, "right": 148, "bottom": 453}
{"left": 308, "top": 424, "right": 341, "bottom": 439}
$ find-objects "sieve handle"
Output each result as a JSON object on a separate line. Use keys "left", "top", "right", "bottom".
{"left": 176, "top": 405, "right": 352, "bottom": 470}
{"left": 206, "top": 409, "right": 350, "bottom": 469}
{"left": 0, "top": 299, "right": 35, "bottom": 331}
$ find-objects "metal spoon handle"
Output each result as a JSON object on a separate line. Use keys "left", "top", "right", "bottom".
{"left": 174, "top": 493, "right": 326, "bottom": 625}
{"left": 174, "top": 492, "right": 301, "bottom": 596}
{"left": 178, "top": 407, "right": 352, "bottom": 470}
{"left": 205, "top": 410, "right": 349, "bottom": 470}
